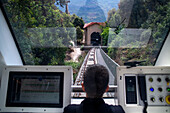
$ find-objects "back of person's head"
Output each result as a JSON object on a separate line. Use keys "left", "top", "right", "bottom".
{"left": 83, "top": 64, "right": 109, "bottom": 98}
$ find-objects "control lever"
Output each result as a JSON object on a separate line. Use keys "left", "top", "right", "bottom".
{"left": 124, "top": 61, "right": 145, "bottom": 68}
{"left": 138, "top": 75, "right": 148, "bottom": 113}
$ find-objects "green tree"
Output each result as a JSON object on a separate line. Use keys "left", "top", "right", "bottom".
{"left": 55, "top": 0, "right": 68, "bottom": 7}
{"left": 73, "top": 17, "right": 85, "bottom": 29}
{"left": 105, "top": 0, "right": 169, "bottom": 66}
{"left": 76, "top": 26, "right": 84, "bottom": 44}
{"left": 107, "top": 8, "right": 116, "bottom": 22}
{"left": 101, "top": 27, "right": 109, "bottom": 46}
{"left": 2, "top": 0, "right": 77, "bottom": 65}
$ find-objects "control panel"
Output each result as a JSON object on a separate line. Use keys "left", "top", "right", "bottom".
{"left": 117, "top": 66, "right": 170, "bottom": 113}
{"left": 146, "top": 75, "right": 170, "bottom": 105}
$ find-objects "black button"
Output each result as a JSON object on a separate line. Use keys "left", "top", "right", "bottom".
{"left": 150, "top": 97, "right": 155, "bottom": 102}
{"left": 159, "top": 97, "right": 164, "bottom": 102}
{"left": 165, "top": 77, "right": 169, "bottom": 82}
{"left": 158, "top": 87, "right": 163, "bottom": 92}
{"left": 157, "top": 77, "right": 161, "bottom": 82}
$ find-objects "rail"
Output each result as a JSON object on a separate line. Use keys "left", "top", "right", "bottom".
{"left": 72, "top": 85, "right": 117, "bottom": 92}
{"left": 73, "top": 48, "right": 119, "bottom": 98}
{"left": 74, "top": 48, "right": 96, "bottom": 86}
{"left": 73, "top": 48, "right": 96, "bottom": 97}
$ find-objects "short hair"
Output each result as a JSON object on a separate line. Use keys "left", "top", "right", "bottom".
{"left": 83, "top": 64, "right": 109, "bottom": 98}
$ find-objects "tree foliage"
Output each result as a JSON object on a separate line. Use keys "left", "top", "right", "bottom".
{"left": 107, "top": 8, "right": 116, "bottom": 22}
{"left": 76, "top": 26, "right": 84, "bottom": 44}
{"left": 101, "top": 27, "right": 109, "bottom": 46}
{"left": 102, "top": 0, "right": 170, "bottom": 65}
{"left": 2, "top": 0, "right": 77, "bottom": 65}
{"left": 55, "top": 0, "right": 68, "bottom": 7}
{"left": 73, "top": 17, "right": 85, "bottom": 29}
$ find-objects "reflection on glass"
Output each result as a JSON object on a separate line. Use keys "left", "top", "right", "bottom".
{"left": 77, "top": 0, "right": 106, "bottom": 23}
{"left": 6, "top": 72, "right": 63, "bottom": 107}
{"left": 19, "top": 78, "right": 60, "bottom": 103}
{"left": 28, "top": 27, "right": 76, "bottom": 48}
{"left": 108, "top": 28, "right": 151, "bottom": 48}
{"left": 57, "top": 0, "right": 120, "bottom": 23}
{"left": 1, "top": 0, "right": 169, "bottom": 85}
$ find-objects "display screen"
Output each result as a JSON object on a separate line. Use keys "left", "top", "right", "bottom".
{"left": 125, "top": 76, "right": 137, "bottom": 104}
{"left": 127, "top": 85, "right": 135, "bottom": 92}
{"left": 6, "top": 72, "right": 64, "bottom": 107}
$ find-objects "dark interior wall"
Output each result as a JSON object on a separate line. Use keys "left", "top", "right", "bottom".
{"left": 91, "top": 32, "right": 101, "bottom": 46}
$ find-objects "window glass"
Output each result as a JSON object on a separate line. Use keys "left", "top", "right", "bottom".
{"left": 1, "top": 0, "right": 169, "bottom": 82}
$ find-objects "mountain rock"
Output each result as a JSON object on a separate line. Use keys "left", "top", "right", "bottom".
{"left": 57, "top": 0, "right": 120, "bottom": 23}
{"left": 77, "top": 0, "right": 106, "bottom": 23}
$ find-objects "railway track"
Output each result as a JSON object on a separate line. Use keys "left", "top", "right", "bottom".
{"left": 72, "top": 48, "right": 115, "bottom": 98}
{"left": 73, "top": 48, "right": 96, "bottom": 97}
{"left": 74, "top": 48, "right": 96, "bottom": 86}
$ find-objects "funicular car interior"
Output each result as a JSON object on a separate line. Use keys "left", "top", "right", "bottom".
{"left": 0, "top": 0, "right": 170, "bottom": 113}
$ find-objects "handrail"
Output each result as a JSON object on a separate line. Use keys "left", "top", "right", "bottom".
{"left": 72, "top": 85, "right": 118, "bottom": 92}
{"left": 100, "top": 48, "right": 120, "bottom": 85}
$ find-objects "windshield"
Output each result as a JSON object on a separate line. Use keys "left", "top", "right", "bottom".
{"left": 0, "top": 0, "right": 169, "bottom": 82}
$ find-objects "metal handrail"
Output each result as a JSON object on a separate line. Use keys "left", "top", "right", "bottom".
{"left": 72, "top": 85, "right": 117, "bottom": 92}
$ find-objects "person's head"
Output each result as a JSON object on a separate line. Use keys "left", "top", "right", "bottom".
{"left": 82, "top": 64, "right": 109, "bottom": 98}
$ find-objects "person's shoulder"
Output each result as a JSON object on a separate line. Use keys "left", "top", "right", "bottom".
{"left": 107, "top": 105, "right": 125, "bottom": 113}
{"left": 63, "top": 104, "right": 80, "bottom": 113}
{"left": 100, "top": 103, "right": 125, "bottom": 113}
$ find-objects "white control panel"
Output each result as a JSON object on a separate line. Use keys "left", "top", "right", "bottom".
{"left": 117, "top": 66, "right": 170, "bottom": 113}
{"left": 146, "top": 75, "right": 170, "bottom": 105}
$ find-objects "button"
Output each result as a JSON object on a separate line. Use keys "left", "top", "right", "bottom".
{"left": 150, "top": 97, "right": 155, "bottom": 102}
{"left": 150, "top": 87, "right": 154, "bottom": 92}
{"left": 165, "top": 95, "right": 170, "bottom": 104}
{"left": 165, "top": 77, "right": 169, "bottom": 82}
{"left": 157, "top": 77, "right": 161, "bottom": 82}
{"left": 159, "top": 97, "right": 164, "bottom": 102}
{"left": 158, "top": 87, "right": 163, "bottom": 92}
{"left": 149, "top": 77, "right": 153, "bottom": 82}
{"left": 167, "top": 87, "right": 170, "bottom": 92}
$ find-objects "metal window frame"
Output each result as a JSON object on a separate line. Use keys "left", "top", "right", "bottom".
{"left": 154, "top": 29, "right": 170, "bottom": 66}
{"left": 0, "top": 2, "right": 25, "bottom": 65}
